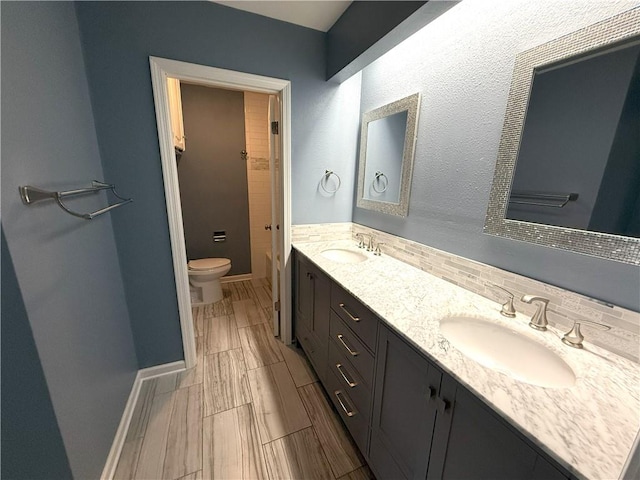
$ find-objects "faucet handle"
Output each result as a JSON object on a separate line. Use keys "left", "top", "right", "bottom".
{"left": 561, "top": 319, "right": 611, "bottom": 349}
{"left": 355, "top": 233, "right": 365, "bottom": 249}
{"left": 374, "top": 243, "right": 385, "bottom": 256}
{"left": 521, "top": 295, "right": 550, "bottom": 331}
{"left": 485, "top": 283, "right": 516, "bottom": 318}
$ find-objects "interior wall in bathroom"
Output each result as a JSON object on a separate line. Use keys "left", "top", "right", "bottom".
{"left": 1, "top": 3, "right": 139, "bottom": 478}
{"left": 244, "top": 91, "right": 272, "bottom": 279}
{"left": 177, "top": 84, "right": 251, "bottom": 275}
{"left": 75, "top": 1, "right": 363, "bottom": 368}
{"left": 353, "top": 0, "right": 640, "bottom": 311}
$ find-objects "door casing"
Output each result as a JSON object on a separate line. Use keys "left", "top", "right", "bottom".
{"left": 149, "top": 56, "right": 293, "bottom": 368}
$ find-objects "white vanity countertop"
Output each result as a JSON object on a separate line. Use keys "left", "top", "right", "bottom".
{"left": 292, "top": 240, "right": 640, "bottom": 480}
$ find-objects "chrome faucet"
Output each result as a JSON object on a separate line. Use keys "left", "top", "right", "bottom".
{"left": 521, "top": 295, "right": 550, "bottom": 331}
{"left": 485, "top": 283, "right": 516, "bottom": 318}
{"left": 360, "top": 233, "right": 374, "bottom": 251}
{"left": 355, "top": 233, "right": 365, "bottom": 249}
{"left": 561, "top": 318, "right": 611, "bottom": 349}
{"left": 374, "top": 242, "right": 385, "bottom": 256}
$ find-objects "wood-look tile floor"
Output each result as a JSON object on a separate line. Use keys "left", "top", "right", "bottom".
{"left": 115, "top": 279, "right": 374, "bottom": 480}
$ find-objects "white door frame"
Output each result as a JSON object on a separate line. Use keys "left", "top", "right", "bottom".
{"left": 149, "top": 56, "right": 293, "bottom": 368}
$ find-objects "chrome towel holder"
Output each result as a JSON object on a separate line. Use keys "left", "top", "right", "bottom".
{"left": 19, "top": 180, "right": 133, "bottom": 220}
{"left": 372, "top": 171, "right": 388, "bottom": 193}
{"left": 320, "top": 169, "right": 341, "bottom": 194}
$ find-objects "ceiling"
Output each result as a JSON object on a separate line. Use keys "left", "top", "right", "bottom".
{"left": 213, "top": 1, "right": 352, "bottom": 32}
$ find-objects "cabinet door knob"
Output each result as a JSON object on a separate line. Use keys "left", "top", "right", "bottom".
{"left": 428, "top": 386, "right": 437, "bottom": 399}
{"left": 436, "top": 396, "right": 451, "bottom": 413}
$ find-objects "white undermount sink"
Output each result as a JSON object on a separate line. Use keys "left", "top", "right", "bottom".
{"left": 439, "top": 316, "right": 575, "bottom": 388}
{"left": 320, "top": 248, "right": 368, "bottom": 264}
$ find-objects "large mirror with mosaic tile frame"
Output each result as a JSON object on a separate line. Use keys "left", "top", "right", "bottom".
{"left": 356, "top": 93, "right": 420, "bottom": 217}
{"left": 484, "top": 8, "right": 640, "bottom": 265}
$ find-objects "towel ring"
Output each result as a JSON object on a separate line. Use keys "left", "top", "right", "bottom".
{"left": 372, "top": 171, "right": 388, "bottom": 193}
{"left": 321, "top": 169, "right": 341, "bottom": 194}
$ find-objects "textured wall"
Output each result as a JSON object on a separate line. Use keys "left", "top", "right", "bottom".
{"left": 353, "top": 0, "right": 640, "bottom": 310}
{"left": 1, "top": 3, "right": 139, "bottom": 477}
{"left": 178, "top": 84, "right": 251, "bottom": 274}
{"left": 1, "top": 229, "right": 73, "bottom": 479}
{"left": 75, "top": 1, "right": 362, "bottom": 366}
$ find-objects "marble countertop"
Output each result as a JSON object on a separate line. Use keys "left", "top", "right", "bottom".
{"left": 292, "top": 240, "right": 640, "bottom": 480}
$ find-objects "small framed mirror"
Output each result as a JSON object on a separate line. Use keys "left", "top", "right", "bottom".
{"left": 485, "top": 9, "right": 640, "bottom": 265}
{"left": 356, "top": 93, "right": 420, "bottom": 217}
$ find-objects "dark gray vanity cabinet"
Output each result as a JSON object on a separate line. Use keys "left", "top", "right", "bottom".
{"left": 369, "top": 324, "right": 569, "bottom": 480}
{"left": 292, "top": 250, "right": 571, "bottom": 480}
{"left": 294, "top": 253, "right": 330, "bottom": 382}
{"left": 369, "top": 325, "right": 442, "bottom": 480}
{"left": 427, "top": 375, "right": 568, "bottom": 480}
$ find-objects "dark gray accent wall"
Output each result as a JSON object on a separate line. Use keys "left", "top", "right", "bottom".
{"left": 178, "top": 84, "right": 251, "bottom": 274}
{"left": 326, "top": 1, "right": 458, "bottom": 82}
{"left": 1, "top": 3, "right": 139, "bottom": 477}
{"left": 352, "top": 2, "right": 640, "bottom": 311}
{"left": 74, "top": 1, "right": 361, "bottom": 367}
{"left": 1, "top": 228, "right": 73, "bottom": 480}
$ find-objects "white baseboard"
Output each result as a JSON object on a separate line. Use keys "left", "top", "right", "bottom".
{"left": 221, "top": 273, "right": 253, "bottom": 283}
{"left": 100, "top": 360, "right": 186, "bottom": 480}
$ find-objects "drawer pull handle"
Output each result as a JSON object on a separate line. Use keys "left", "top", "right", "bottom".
{"left": 339, "top": 303, "right": 360, "bottom": 322}
{"left": 334, "top": 390, "right": 357, "bottom": 417}
{"left": 337, "top": 334, "right": 359, "bottom": 357}
{"left": 336, "top": 363, "right": 357, "bottom": 387}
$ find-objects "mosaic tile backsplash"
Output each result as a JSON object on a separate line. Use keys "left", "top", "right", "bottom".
{"left": 292, "top": 222, "right": 640, "bottom": 362}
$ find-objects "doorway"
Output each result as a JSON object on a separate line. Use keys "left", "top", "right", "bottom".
{"left": 149, "top": 57, "right": 292, "bottom": 369}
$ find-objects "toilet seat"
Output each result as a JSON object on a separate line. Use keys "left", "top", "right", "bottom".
{"left": 188, "top": 258, "right": 230, "bottom": 271}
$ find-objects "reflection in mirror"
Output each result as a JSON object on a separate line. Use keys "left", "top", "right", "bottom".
{"left": 484, "top": 9, "right": 640, "bottom": 265}
{"left": 507, "top": 41, "right": 640, "bottom": 237}
{"left": 357, "top": 93, "right": 420, "bottom": 217}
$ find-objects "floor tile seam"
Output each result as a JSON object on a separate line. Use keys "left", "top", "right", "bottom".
{"left": 201, "top": 398, "right": 253, "bottom": 420}
{"left": 202, "top": 348, "right": 253, "bottom": 418}
{"left": 297, "top": 382, "right": 362, "bottom": 479}
{"left": 133, "top": 392, "right": 176, "bottom": 479}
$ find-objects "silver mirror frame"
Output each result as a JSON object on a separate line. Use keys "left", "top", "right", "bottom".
{"left": 484, "top": 8, "right": 640, "bottom": 265}
{"left": 356, "top": 93, "right": 421, "bottom": 217}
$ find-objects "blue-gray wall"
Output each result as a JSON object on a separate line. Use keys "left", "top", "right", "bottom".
{"left": 1, "top": 229, "right": 73, "bottom": 479}
{"left": 353, "top": 0, "right": 640, "bottom": 311}
{"left": 1, "top": 2, "right": 139, "bottom": 477}
{"left": 74, "top": 1, "right": 362, "bottom": 367}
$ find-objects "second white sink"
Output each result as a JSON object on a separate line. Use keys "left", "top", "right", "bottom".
{"left": 321, "top": 248, "right": 368, "bottom": 264}
{"left": 439, "top": 316, "right": 575, "bottom": 388}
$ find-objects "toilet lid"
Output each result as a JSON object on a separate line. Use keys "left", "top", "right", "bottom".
{"left": 188, "top": 258, "right": 231, "bottom": 270}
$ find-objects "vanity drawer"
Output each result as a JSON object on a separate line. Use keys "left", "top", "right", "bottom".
{"left": 328, "top": 340, "right": 372, "bottom": 420}
{"left": 326, "top": 364, "right": 370, "bottom": 455}
{"left": 331, "top": 283, "right": 379, "bottom": 352}
{"left": 330, "top": 311, "right": 375, "bottom": 387}
{"left": 296, "top": 322, "right": 327, "bottom": 382}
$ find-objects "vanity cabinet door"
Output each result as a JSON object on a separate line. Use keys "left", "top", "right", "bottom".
{"left": 293, "top": 252, "right": 330, "bottom": 382}
{"left": 427, "top": 375, "right": 568, "bottom": 480}
{"left": 369, "top": 325, "right": 442, "bottom": 480}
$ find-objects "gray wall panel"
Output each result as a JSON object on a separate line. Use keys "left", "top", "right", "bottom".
{"left": 178, "top": 84, "right": 251, "bottom": 274}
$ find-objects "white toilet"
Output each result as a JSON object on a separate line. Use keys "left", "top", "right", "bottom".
{"left": 187, "top": 258, "right": 231, "bottom": 304}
